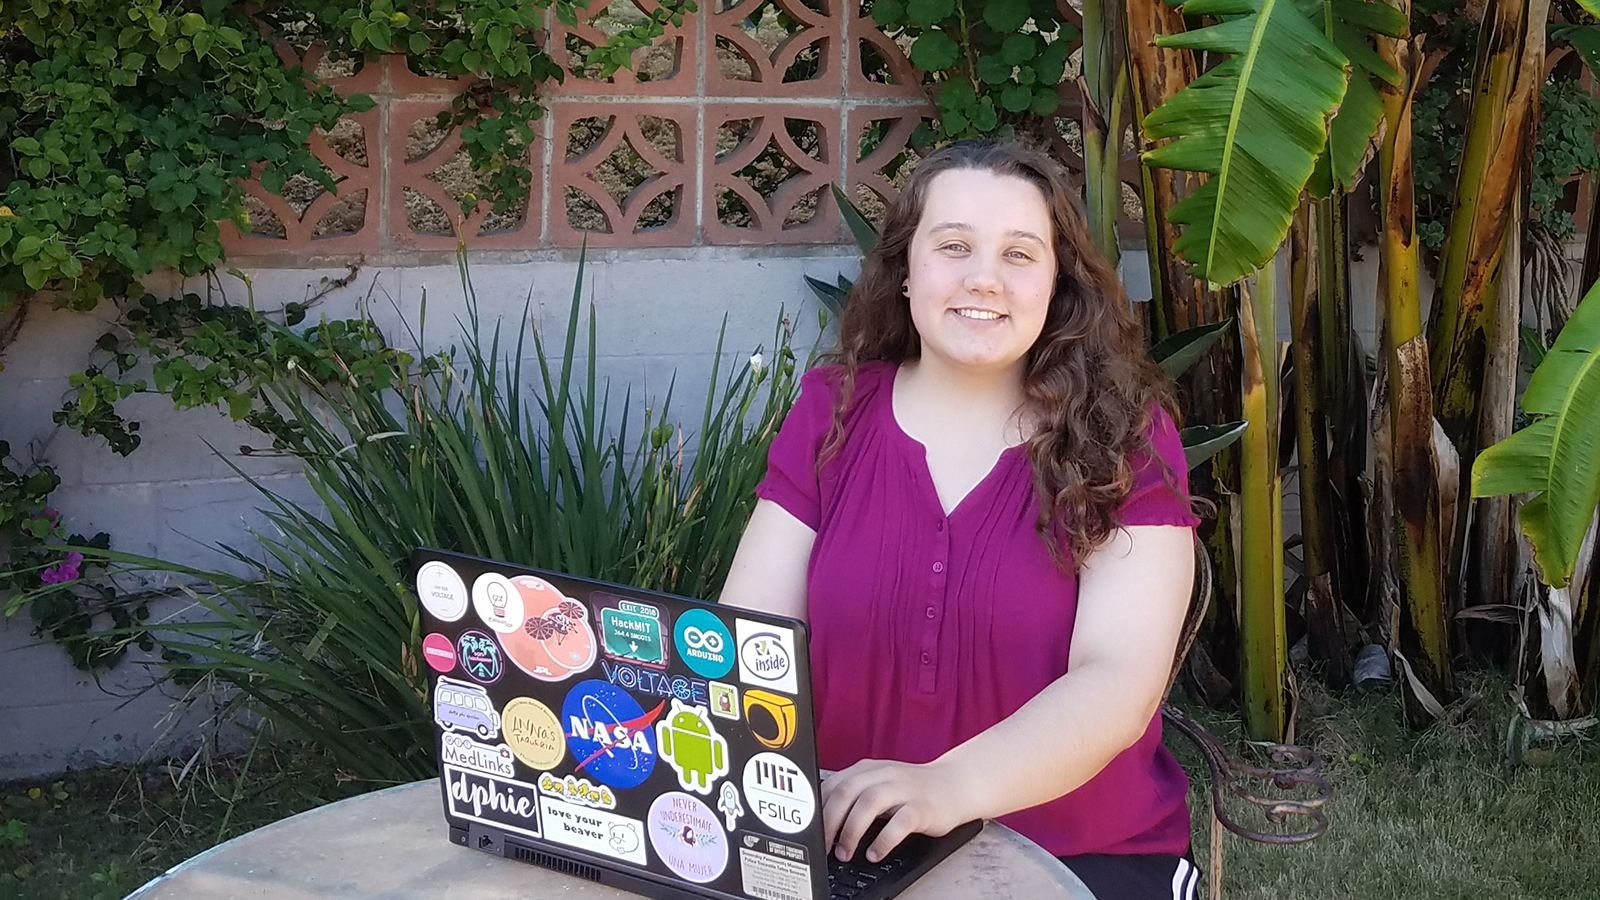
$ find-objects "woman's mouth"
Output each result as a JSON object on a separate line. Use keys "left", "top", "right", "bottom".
{"left": 953, "top": 308, "right": 1004, "bottom": 321}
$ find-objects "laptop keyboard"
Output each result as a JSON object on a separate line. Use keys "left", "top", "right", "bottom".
{"left": 826, "top": 853, "right": 908, "bottom": 900}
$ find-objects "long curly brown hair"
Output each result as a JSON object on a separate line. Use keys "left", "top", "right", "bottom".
{"left": 822, "top": 139, "right": 1183, "bottom": 568}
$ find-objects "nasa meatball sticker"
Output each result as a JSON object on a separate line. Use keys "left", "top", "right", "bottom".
{"left": 655, "top": 699, "right": 728, "bottom": 795}
{"left": 501, "top": 576, "right": 598, "bottom": 682}
{"left": 471, "top": 572, "right": 525, "bottom": 634}
{"left": 444, "top": 765, "right": 542, "bottom": 840}
{"left": 735, "top": 620, "right": 798, "bottom": 695}
{"left": 648, "top": 792, "right": 728, "bottom": 884}
{"left": 742, "top": 752, "right": 815, "bottom": 835}
{"left": 421, "top": 633, "right": 457, "bottom": 673}
{"left": 415, "top": 561, "right": 469, "bottom": 622}
{"left": 562, "top": 679, "right": 661, "bottom": 789}
{"left": 540, "top": 795, "right": 647, "bottom": 865}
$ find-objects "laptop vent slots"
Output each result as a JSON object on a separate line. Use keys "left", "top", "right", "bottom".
{"left": 510, "top": 845, "right": 602, "bottom": 882}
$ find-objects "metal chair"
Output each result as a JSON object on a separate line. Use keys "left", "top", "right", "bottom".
{"left": 1159, "top": 536, "right": 1332, "bottom": 899}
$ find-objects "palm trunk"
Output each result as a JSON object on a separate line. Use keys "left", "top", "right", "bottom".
{"left": 1239, "top": 258, "right": 1289, "bottom": 741}
{"left": 1378, "top": 3, "right": 1456, "bottom": 709}
{"left": 1291, "top": 203, "right": 1352, "bottom": 685}
{"left": 1082, "top": 0, "right": 1126, "bottom": 266}
{"left": 1425, "top": 0, "right": 1550, "bottom": 584}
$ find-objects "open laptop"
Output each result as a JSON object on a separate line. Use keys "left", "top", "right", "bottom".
{"left": 411, "top": 547, "right": 980, "bottom": 900}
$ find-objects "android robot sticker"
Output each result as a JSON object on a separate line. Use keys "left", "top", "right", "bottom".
{"left": 655, "top": 699, "right": 728, "bottom": 795}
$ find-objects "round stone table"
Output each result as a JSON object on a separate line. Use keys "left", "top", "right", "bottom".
{"left": 125, "top": 780, "right": 1097, "bottom": 900}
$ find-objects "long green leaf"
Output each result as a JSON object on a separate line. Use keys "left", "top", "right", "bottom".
{"left": 832, "top": 184, "right": 878, "bottom": 255}
{"left": 1143, "top": 0, "right": 1349, "bottom": 287}
{"left": 1150, "top": 318, "right": 1235, "bottom": 377}
{"left": 1180, "top": 421, "right": 1249, "bottom": 469}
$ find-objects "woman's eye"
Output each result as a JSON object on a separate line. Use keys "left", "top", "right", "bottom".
{"left": 939, "top": 242, "right": 968, "bottom": 253}
{"left": 1006, "top": 250, "right": 1034, "bottom": 261}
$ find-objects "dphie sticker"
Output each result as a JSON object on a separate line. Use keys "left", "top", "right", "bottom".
{"left": 656, "top": 699, "right": 728, "bottom": 795}
{"left": 596, "top": 594, "right": 668, "bottom": 669}
{"left": 433, "top": 677, "right": 501, "bottom": 740}
{"left": 739, "top": 835, "right": 813, "bottom": 900}
{"left": 562, "top": 679, "right": 661, "bottom": 789}
{"left": 456, "top": 630, "right": 503, "bottom": 684}
{"left": 502, "top": 697, "right": 565, "bottom": 770}
{"left": 735, "top": 620, "right": 798, "bottom": 695}
{"left": 500, "top": 576, "right": 597, "bottom": 681}
{"left": 673, "top": 608, "right": 735, "bottom": 679}
{"left": 440, "top": 733, "right": 517, "bottom": 778}
{"left": 540, "top": 795, "right": 647, "bottom": 866}
{"left": 602, "top": 660, "right": 710, "bottom": 706}
{"left": 444, "top": 765, "right": 542, "bottom": 840}
{"left": 415, "top": 561, "right": 469, "bottom": 622}
{"left": 471, "top": 572, "right": 525, "bottom": 635}
{"left": 717, "top": 781, "right": 745, "bottom": 832}
{"left": 709, "top": 681, "right": 739, "bottom": 720}
{"left": 742, "top": 752, "right": 815, "bottom": 835}
{"left": 537, "top": 772, "right": 617, "bottom": 810}
{"left": 421, "top": 633, "right": 457, "bottom": 673}
{"left": 743, "top": 689, "right": 798, "bottom": 750}
{"left": 648, "top": 792, "right": 729, "bottom": 884}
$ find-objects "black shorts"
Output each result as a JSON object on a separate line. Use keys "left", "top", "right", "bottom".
{"left": 1057, "top": 851, "right": 1200, "bottom": 900}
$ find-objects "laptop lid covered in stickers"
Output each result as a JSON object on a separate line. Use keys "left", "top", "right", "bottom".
{"left": 411, "top": 547, "right": 830, "bottom": 900}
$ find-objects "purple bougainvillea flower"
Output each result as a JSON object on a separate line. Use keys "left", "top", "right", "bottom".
{"left": 40, "top": 551, "right": 84, "bottom": 585}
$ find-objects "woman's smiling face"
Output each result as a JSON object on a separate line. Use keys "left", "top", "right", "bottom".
{"left": 903, "top": 167, "right": 1058, "bottom": 379}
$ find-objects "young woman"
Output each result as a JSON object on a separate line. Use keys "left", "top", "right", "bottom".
{"left": 720, "top": 139, "right": 1202, "bottom": 900}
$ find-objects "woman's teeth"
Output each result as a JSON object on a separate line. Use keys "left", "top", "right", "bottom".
{"left": 954, "top": 309, "right": 1002, "bottom": 320}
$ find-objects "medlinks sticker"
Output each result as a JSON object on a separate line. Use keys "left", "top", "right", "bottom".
{"left": 735, "top": 620, "right": 798, "bottom": 695}
{"left": 440, "top": 733, "right": 516, "bottom": 778}
{"left": 444, "top": 765, "right": 542, "bottom": 840}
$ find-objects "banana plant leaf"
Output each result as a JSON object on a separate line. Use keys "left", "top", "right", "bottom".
{"left": 1181, "top": 422, "right": 1249, "bottom": 469}
{"left": 1150, "top": 317, "right": 1235, "bottom": 378}
{"left": 1304, "top": 0, "right": 1406, "bottom": 197}
{"left": 1553, "top": 25, "right": 1600, "bottom": 79}
{"left": 1472, "top": 278, "right": 1600, "bottom": 588}
{"left": 1142, "top": 0, "right": 1350, "bottom": 287}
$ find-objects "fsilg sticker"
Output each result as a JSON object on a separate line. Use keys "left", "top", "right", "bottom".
{"left": 742, "top": 752, "right": 815, "bottom": 835}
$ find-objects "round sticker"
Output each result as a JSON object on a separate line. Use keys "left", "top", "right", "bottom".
{"left": 415, "top": 561, "right": 469, "bottom": 622}
{"left": 472, "top": 572, "right": 525, "bottom": 634}
{"left": 673, "top": 609, "right": 734, "bottom": 679}
{"left": 647, "top": 792, "right": 728, "bottom": 884}
{"left": 456, "top": 630, "right": 503, "bottom": 684}
{"left": 500, "top": 576, "right": 597, "bottom": 681}
{"left": 742, "top": 752, "right": 815, "bottom": 835}
{"left": 421, "top": 633, "right": 457, "bottom": 673}
{"left": 502, "top": 697, "right": 566, "bottom": 770}
{"left": 561, "top": 679, "right": 659, "bottom": 789}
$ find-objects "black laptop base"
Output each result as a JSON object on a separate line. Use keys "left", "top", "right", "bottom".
{"left": 452, "top": 819, "right": 983, "bottom": 900}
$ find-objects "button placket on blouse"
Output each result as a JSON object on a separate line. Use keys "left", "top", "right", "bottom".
{"left": 918, "top": 518, "right": 949, "bottom": 694}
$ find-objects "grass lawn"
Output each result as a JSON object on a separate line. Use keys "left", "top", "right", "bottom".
{"left": 3, "top": 674, "right": 1597, "bottom": 900}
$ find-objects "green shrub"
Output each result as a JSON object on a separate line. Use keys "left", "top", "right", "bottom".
{"left": 56, "top": 251, "right": 807, "bottom": 782}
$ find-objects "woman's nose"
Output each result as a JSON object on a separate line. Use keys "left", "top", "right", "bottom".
{"left": 963, "top": 255, "right": 1003, "bottom": 295}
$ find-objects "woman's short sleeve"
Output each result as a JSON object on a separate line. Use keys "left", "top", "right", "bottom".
{"left": 1119, "top": 405, "right": 1203, "bottom": 528}
{"left": 755, "top": 366, "right": 837, "bottom": 531}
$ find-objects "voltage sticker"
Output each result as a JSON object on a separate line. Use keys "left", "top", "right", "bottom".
{"left": 602, "top": 660, "right": 709, "bottom": 706}
{"left": 444, "top": 765, "right": 542, "bottom": 840}
{"left": 415, "top": 560, "right": 469, "bottom": 622}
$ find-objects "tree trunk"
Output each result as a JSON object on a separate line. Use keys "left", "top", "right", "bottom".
{"left": 1082, "top": 0, "right": 1126, "bottom": 266}
{"left": 1240, "top": 259, "right": 1289, "bottom": 741}
{"left": 1378, "top": 3, "right": 1457, "bottom": 710}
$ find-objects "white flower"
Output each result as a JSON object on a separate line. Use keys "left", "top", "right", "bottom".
{"left": 749, "top": 353, "right": 763, "bottom": 373}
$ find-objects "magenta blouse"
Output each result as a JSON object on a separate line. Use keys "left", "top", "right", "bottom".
{"left": 755, "top": 361, "right": 1201, "bottom": 857}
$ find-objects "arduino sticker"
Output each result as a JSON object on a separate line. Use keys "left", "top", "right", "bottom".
{"left": 674, "top": 608, "right": 735, "bottom": 679}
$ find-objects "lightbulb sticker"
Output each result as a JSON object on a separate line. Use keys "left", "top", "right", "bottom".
{"left": 472, "top": 572, "right": 524, "bottom": 634}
